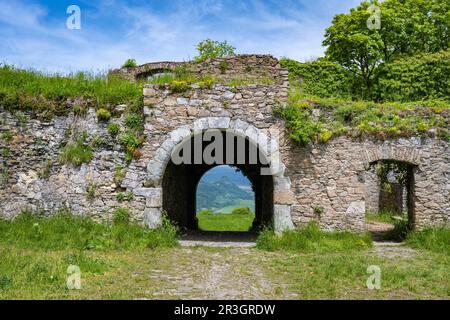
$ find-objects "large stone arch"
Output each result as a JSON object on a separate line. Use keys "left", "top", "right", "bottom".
{"left": 144, "top": 117, "right": 294, "bottom": 232}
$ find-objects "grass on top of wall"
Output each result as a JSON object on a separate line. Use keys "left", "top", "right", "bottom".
{"left": 275, "top": 87, "right": 450, "bottom": 146}
{"left": 256, "top": 222, "right": 373, "bottom": 253}
{"left": 0, "top": 211, "right": 178, "bottom": 251}
{"left": 0, "top": 65, "right": 143, "bottom": 116}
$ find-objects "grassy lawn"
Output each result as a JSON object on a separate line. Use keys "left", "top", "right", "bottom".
{"left": 196, "top": 210, "right": 255, "bottom": 232}
{"left": 0, "top": 245, "right": 448, "bottom": 299}
{"left": 0, "top": 214, "right": 448, "bottom": 299}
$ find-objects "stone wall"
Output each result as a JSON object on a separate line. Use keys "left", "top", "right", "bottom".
{"left": 1, "top": 105, "right": 448, "bottom": 230}
{"left": 1, "top": 55, "right": 449, "bottom": 231}
{"left": 0, "top": 107, "right": 146, "bottom": 222}
{"left": 112, "top": 54, "right": 287, "bottom": 85}
{"left": 283, "top": 137, "right": 449, "bottom": 231}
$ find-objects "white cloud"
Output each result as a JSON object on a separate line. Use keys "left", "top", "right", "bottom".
{"left": 0, "top": 0, "right": 364, "bottom": 71}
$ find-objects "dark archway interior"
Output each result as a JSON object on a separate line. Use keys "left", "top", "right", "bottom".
{"left": 162, "top": 131, "right": 273, "bottom": 231}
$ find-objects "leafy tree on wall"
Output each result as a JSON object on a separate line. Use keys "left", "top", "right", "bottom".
{"left": 195, "top": 39, "right": 236, "bottom": 62}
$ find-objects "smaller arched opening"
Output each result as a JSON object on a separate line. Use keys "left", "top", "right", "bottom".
{"left": 136, "top": 69, "right": 175, "bottom": 82}
{"left": 364, "top": 159, "right": 417, "bottom": 241}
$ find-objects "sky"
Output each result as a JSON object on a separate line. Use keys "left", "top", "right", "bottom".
{"left": 0, "top": 0, "right": 362, "bottom": 72}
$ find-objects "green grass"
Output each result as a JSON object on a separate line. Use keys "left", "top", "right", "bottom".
{"left": 262, "top": 249, "right": 449, "bottom": 299}
{"left": 1, "top": 245, "right": 447, "bottom": 299}
{"left": 59, "top": 137, "right": 94, "bottom": 166}
{"left": 276, "top": 87, "right": 450, "bottom": 145}
{"left": 0, "top": 65, "right": 143, "bottom": 116}
{"left": 365, "top": 210, "right": 402, "bottom": 224}
{"left": 0, "top": 214, "right": 448, "bottom": 299}
{"left": 196, "top": 210, "right": 255, "bottom": 231}
{"left": 256, "top": 222, "right": 373, "bottom": 252}
{"left": 0, "top": 211, "right": 178, "bottom": 250}
{"left": 406, "top": 225, "right": 450, "bottom": 255}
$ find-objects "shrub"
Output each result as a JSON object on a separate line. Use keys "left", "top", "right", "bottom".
{"left": 112, "top": 208, "right": 130, "bottom": 224}
{"left": 256, "top": 221, "right": 372, "bottom": 252}
{"left": 107, "top": 123, "right": 120, "bottom": 136}
{"left": 118, "top": 132, "right": 142, "bottom": 162}
{"left": 96, "top": 108, "right": 111, "bottom": 121}
{"left": 231, "top": 207, "right": 252, "bottom": 215}
{"left": 169, "top": 80, "right": 190, "bottom": 93}
{"left": 116, "top": 192, "right": 126, "bottom": 202}
{"left": 313, "top": 206, "right": 325, "bottom": 216}
{"left": 122, "top": 59, "right": 137, "bottom": 68}
{"left": 2, "top": 147, "right": 11, "bottom": 157}
{"left": 198, "top": 77, "right": 216, "bottom": 89}
{"left": 86, "top": 182, "right": 97, "bottom": 201}
{"left": 194, "top": 39, "right": 235, "bottom": 62}
{"left": 113, "top": 165, "right": 126, "bottom": 185}
{"left": 375, "top": 49, "right": 450, "bottom": 102}
{"left": 280, "top": 58, "right": 353, "bottom": 98}
{"left": 90, "top": 134, "right": 104, "bottom": 148}
{"left": 383, "top": 219, "right": 410, "bottom": 242}
{"left": 125, "top": 113, "right": 143, "bottom": 130}
{"left": 277, "top": 89, "right": 450, "bottom": 145}
{"left": 60, "top": 137, "right": 93, "bottom": 166}
{"left": 2, "top": 131, "right": 12, "bottom": 141}
{"left": 116, "top": 192, "right": 133, "bottom": 202}
{"left": 219, "top": 61, "right": 229, "bottom": 74}
{"left": 126, "top": 192, "right": 134, "bottom": 202}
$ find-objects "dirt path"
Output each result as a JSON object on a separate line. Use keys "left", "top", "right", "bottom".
{"left": 144, "top": 247, "right": 282, "bottom": 299}
{"left": 366, "top": 221, "right": 395, "bottom": 241}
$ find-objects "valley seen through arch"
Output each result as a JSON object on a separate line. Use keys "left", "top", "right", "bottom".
{"left": 196, "top": 165, "right": 256, "bottom": 232}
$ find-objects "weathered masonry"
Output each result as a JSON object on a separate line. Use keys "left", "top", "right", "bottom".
{"left": 0, "top": 55, "right": 448, "bottom": 232}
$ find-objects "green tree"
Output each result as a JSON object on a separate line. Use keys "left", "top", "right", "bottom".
{"left": 195, "top": 39, "right": 236, "bottom": 62}
{"left": 323, "top": 1, "right": 384, "bottom": 93}
{"left": 122, "top": 58, "right": 137, "bottom": 68}
{"left": 323, "top": 0, "right": 450, "bottom": 95}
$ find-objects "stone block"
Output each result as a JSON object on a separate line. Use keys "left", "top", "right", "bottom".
{"left": 274, "top": 204, "right": 294, "bottom": 233}
{"left": 208, "top": 117, "right": 230, "bottom": 129}
{"left": 144, "top": 207, "right": 162, "bottom": 228}
{"left": 274, "top": 190, "right": 296, "bottom": 205}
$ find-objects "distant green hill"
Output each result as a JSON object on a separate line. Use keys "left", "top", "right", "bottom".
{"left": 196, "top": 167, "right": 254, "bottom": 213}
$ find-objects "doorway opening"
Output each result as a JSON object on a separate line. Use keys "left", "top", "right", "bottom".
{"left": 365, "top": 160, "right": 416, "bottom": 241}
{"left": 196, "top": 165, "right": 255, "bottom": 232}
{"left": 161, "top": 130, "right": 274, "bottom": 233}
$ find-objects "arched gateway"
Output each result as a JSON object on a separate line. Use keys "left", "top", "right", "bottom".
{"left": 144, "top": 118, "right": 295, "bottom": 232}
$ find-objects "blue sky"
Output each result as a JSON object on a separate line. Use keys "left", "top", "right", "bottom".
{"left": 0, "top": 0, "right": 361, "bottom": 72}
